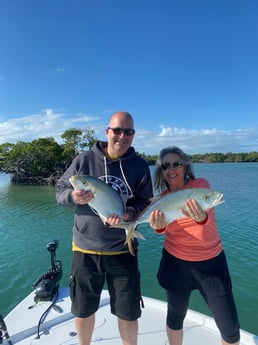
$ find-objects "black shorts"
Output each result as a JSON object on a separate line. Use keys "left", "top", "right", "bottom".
{"left": 69, "top": 251, "right": 142, "bottom": 321}
{"left": 157, "top": 249, "right": 240, "bottom": 343}
{"left": 157, "top": 248, "right": 232, "bottom": 294}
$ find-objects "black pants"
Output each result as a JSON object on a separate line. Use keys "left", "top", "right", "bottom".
{"left": 158, "top": 249, "right": 240, "bottom": 343}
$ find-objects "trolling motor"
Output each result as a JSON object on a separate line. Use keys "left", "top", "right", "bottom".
{"left": 32, "top": 240, "right": 63, "bottom": 303}
{"left": 0, "top": 241, "right": 63, "bottom": 345}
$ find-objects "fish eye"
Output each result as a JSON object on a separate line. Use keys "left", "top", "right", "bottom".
{"left": 202, "top": 194, "right": 209, "bottom": 200}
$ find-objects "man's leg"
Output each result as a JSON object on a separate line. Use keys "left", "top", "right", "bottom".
{"left": 118, "top": 318, "right": 138, "bottom": 345}
{"left": 75, "top": 314, "right": 95, "bottom": 345}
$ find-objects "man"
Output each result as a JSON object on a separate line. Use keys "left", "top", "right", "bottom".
{"left": 56, "top": 111, "right": 153, "bottom": 345}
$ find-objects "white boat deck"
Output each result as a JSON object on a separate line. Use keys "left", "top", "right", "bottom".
{"left": 3, "top": 288, "right": 258, "bottom": 345}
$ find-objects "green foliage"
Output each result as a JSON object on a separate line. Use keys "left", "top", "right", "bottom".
{"left": 136, "top": 151, "right": 258, "bottom": 165}
{"left": 0, "top": 127, "right": 98, "bottom": 183}
{"left": 0, "top": 138, "right": 63, "bottom": 178}
{"left": 60, "top": 127, "right": 97, "bottom": 162}
{"left": 61, "top": 128, "right": 83, "bottom": 159}
{"left": 0, "top": 142, "right": 15, "bottom": 170}
{"left": 190, "top": 152, "right": 258, "bottom": 163}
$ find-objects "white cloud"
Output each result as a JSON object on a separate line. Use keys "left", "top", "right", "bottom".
{"left": 134, "top": 127, "right": 258, "bottom": 155}
{"left": 159, "top": 126, "right": 173, "bottom": 136}
{"left": 0, "top": 109, "right": 257, "bottom": 154}
{"left": 0, "top": 109, "right": 100, "bottom": 144}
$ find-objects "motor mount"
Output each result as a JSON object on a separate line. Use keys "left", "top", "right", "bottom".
{"left": 32, "top": 240, "right": 63, "bottom": 302}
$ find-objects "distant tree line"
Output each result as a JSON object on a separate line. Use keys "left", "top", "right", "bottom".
{"left": 0, "top": 127, "right": 97, "bottom": 184}
{"left": 0, "top": 127, "right": 257, "bottom": 185}
{"left": 139, "top": 151, "right": 258, "bottom": 165}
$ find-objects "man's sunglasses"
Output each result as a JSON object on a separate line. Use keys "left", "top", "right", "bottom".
{"left": 161, "top": 161, "right": 184, "bottom": 171}
{"left": 108, "top": 127, "right": 135, "bottom": 137}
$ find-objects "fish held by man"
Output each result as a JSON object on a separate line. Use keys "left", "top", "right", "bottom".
{"left": 69, "top": 174, "right": 125, "bottom": 222}
{"left": 69, "top": 175, "right": 224, "bottom": 256}
{"left": 69, "top": 174, "right": 142, "bottom": 255}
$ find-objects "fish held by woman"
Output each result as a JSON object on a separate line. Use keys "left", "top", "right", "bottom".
{"left": 69, "top": 175, "right": 225, "bottom": 256}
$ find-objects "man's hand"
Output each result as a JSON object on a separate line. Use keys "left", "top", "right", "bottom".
{"left": 72, "top": 190, "right": 94, "bottom": 205}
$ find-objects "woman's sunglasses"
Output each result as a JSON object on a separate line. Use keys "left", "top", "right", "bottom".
{"left": 161, "top": 161, "right": 184, "bottom": 171}
{"left": 108, "top": 127, "right": 135, "bottom": 137}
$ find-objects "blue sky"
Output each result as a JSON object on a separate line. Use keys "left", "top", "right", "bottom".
{"left": 1, "top": 0, "right": 258, "bottom": 155}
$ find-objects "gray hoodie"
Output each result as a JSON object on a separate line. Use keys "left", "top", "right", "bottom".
{"left": 56, "top": 141, "right": 153, "bottom": 252}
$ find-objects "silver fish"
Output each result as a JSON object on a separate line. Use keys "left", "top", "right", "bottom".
{"left": 69, "top": 175, "right": 224, "bottom": 256}
{"left": 117, "top": 187, "right": 225, "bottom": 255}
{"left": 69, "top": 174, "right": 141, "bottom": 255}
{"left": 69, "top": 174, "right": 125, "bottom": 222}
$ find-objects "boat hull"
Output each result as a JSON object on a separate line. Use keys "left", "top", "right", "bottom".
{"left": 3, "top": 288, "right": 258, "bottom": 345}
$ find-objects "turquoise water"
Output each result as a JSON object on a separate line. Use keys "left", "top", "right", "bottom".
{"left": 0, "top": 163, "right": 258, "bottom": 335}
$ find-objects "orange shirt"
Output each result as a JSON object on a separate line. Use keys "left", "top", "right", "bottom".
{"left": 158, "top": 178, "right": 223, "bottom": 261}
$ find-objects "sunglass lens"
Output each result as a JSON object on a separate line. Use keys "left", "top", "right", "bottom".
{"left": 109, "top": 127, "right": 135, "bottom": 136}
{"left": 113, "top": 128, "right": 122, "bottom": 135}
{"left": 161, "top": 163, "right": 170, "bottom": 170}
{"left": 124, "top": 129, "right": 135, "bottom": 136}
{"left": 161, "top": 161, "right": 183, "bottom": 170}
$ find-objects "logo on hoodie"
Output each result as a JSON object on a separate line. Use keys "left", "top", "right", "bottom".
{"left": 99, "top": 175, "right": 130, "bottom": 197}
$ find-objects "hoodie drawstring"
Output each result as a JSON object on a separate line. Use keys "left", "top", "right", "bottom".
{"left": 103, "top": 156, "right": 134, "bottom": 198}
{"left": 104, "top": 156, "right": 108, "bottom": 184}
{"left": 119, "top": 159, "right": 134, "bottom": 198}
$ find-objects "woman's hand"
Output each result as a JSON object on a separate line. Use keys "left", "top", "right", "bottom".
{"left": 149, "top": 210, "right": 167, "bottom": 230}
{"left": 181, "top": 198, "right": 207, "bottom": 223}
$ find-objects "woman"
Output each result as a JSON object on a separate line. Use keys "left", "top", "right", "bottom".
{"left": 149, "top": 146, "right": 240, "bottom": 345}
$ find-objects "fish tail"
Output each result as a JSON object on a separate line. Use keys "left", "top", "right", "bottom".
{"left": 124, "top": 226, "right": 145, "bottom": 256}
{"left": 120, "top": 222, "right": 137, "bottom": 256}
{"left": 134, "top": 231, "right": 145, "bottom": 240}
{"left": 111, "top": 222, "right": 144, "bottom": 256}
{"left": 127, "top": 239, "right": 135, "bottom": 256}
{"left": 126, "top": 224, "right": 136, "bottom": 256}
